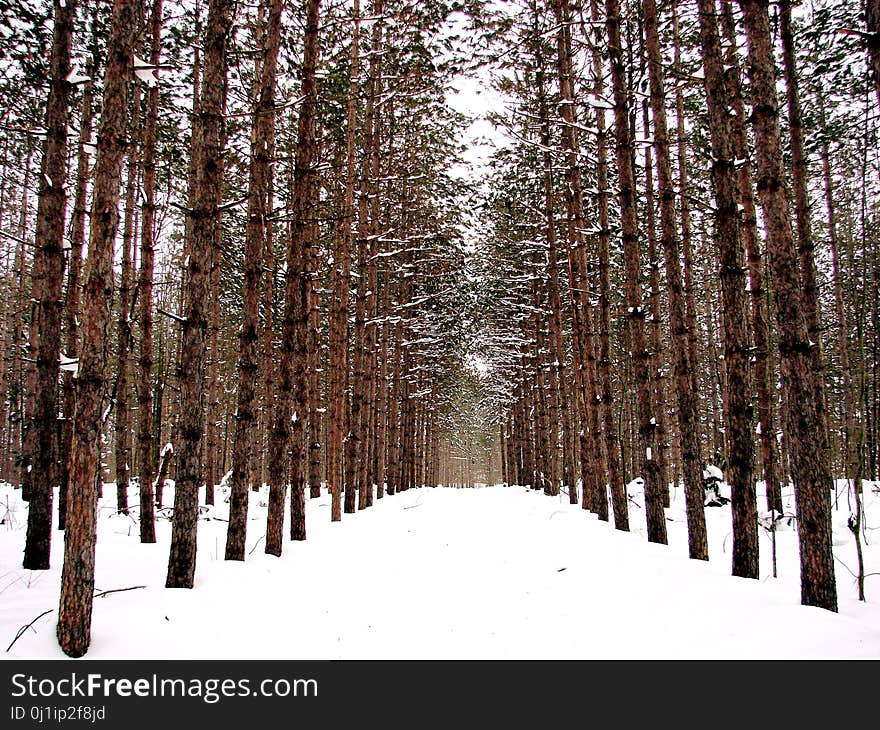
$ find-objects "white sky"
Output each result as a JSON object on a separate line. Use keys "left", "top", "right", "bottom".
{"left": 446, "top": 72, "right": 509, "bottom": 181}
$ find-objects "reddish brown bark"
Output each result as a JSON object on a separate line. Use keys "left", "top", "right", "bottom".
{"left": 640, "top": 101, "right": 671, "bottom": 511}
{"left": 22, "top": 0, "right": 76, "bottom": 570}
{"left": 606, "top": 0, "right": 665, "bottom": 543}
{"left": 114, "top": 89, "right": 140, "bottom": 516}
{"left": 696, "top": 0, "right": 757, "bottom": 578}
{"left": 739, "top": 0, "right": 836, "bottom": 610}
{"left": 642, "top": 0, "right": 708, "bottom": 559}
{"left": 590, "top": 0, "right": 628, "bottom": 530}
{"left": 780, "top": 0, "right": 829, "bottom": 455}
{"left": 225, "top": 0, "right": 282, "bottom": 561}
{"left": 265, "top": 0, "right": 321, "bottom": 555}
{"left": 166, "top": 0, "right": 233, "bottom": 588}
{"left": 57, "top": 0, "right": 138, "bottom": 657}
{"left": 60, "top": 14, "right": 100, "bottom": 532}
{"left": 718, "top": 0, "right": 781, "bottom": 515}
{"left": 136, "top": 0, "right": 163, "bottom": 544}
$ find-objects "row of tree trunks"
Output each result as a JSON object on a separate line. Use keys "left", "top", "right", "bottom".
{"left": 551, "top": 0, "right": 607, "bottom": 516}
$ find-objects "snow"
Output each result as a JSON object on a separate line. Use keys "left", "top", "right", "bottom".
{"left": 1, "top": 480, "right": 878, "bottom": 659}
{"left": 132, "top": 56, "right": 160, "bottom": 88}
{"left": 58, "top": 353, "right": 78, "bottom": 375}
{"left": 64, "top": 68, "right": 91, "bottom": 85}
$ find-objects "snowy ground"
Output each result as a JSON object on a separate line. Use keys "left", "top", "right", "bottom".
{"left": 1, "top": 476, "right": 878, "bottom": 659}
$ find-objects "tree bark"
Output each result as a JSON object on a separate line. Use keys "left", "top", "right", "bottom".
{"left": 57, "top": 0, "right": 138, "bottom": 657}
{"left": 22, "top": 0, "right": 76, "bottom": 570}
{"left": 590, "top": 0, "right": 628, "bottom": 530}
{"left": 717, "top": 0, "right": 781, "bottom": 515}
{"left": 225, "top": 0, "right": 282, "bottom": 561}
{"left": 640, "top": 100, "right": 671, "bottom": 511}
{"left": 695, "top": 0, "right": 757, "bottom": 578}
{"left": 642, "top": 0, "right": 708, "bottom": 559}
{"left": 166, "top": 0, "right": 233, "bottom": 588}
{"left": 780, "top": 0, "right": 829, "bottom": 454}
{"left": 137, "top": 0, "right": 163, "bottom": 544}
{"left": 114, "top": 88, "right": 140, "bottom": 516}
{"left": 265, "top": 0, "right": 321, "bottom": 556}
{"left": 60, "top": 14, "right": 100, "bottom": 531}
{"left": 552, "top": 0, "right": 608, "bottom": 514}
{"left": 606, "top": 0, "right": 665, "bottom": 543}
{"left": 739, "top": 0, "right": 836, "bottom": 610}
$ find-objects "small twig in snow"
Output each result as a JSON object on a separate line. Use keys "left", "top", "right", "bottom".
{"left": 6, "top": 609, "right": 53, "bottom": 652}
{"left": 94, "top": 585, "right": 146, "bottom": 599}
{"left": 249, "top": 534, "right": 266, "bottom": 555}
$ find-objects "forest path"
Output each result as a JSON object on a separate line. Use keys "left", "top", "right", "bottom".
{"left": 1, "top": 483, "right": 879, "bottom": 658}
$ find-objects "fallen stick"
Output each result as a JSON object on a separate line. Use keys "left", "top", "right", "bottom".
{"left": 94, "top": 585, "right": 146, "bottom": 599}
{"left": 6, "top": 609, "right": 53, "bottom": 653}
{"left": 5, "top": 585, "right": 147, "bottom": 653}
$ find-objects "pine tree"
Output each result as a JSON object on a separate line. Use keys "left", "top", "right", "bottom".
{"left": 136, "top": 0, "right": 164, "bottom": 545}
{"left": 226, "top": 0, "right": 283, "bottom": 561}
{"left": 166, "top": 0, "right": 234, "bottom": 588}
{"left": 605, "top": 0, "right": 665, "bottom": 544}
{"left": 739, "top": 0, "right": 836, "bottom": 609}
{"left": 642, "top": 0, "right": 708, "bottom": 559}
{"left": 266, "top": 0, "right": 321, "bottom": 556}
{"left": 57, "top": 0, "right": 139, "bottom": 657}
{"left": 22, "top": 0, "right": 76, "bottom": 570}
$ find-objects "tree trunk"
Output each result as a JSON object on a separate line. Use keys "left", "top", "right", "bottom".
{"left": 642, "top": 0, "right": 708, "bottom": 559}
{"left": 695, "top": 0, "right": 757, "bottom": 578}
{"left": 136, "top": 0, "right": 163, "bottom": 544}
{"left": 265, "top": 0, "right": 321, "bottom": 556}
{"left": 606, "top": 0, "right": 665, "bottom": 543}
{"left": 57, "top": 0, "right": 138, "bottom": 657}
{"left": 8, "top": 149, "right": 33, "bottom": 485}
{"left": 552, "top": 0, "right": 608, "bottom": 514}
{"left": 22, "top": 0, "right": 76, "bottom": 570}
{"left": 225, "top": 0, "right": 282, "bottom": 561}
{"left": 640, "top": 100, "right": 671, "bottom": 510}
{"left": 590, "top": 0, "right": 628, "bottom": 530}
{"left": 717, "top": 0, "right": 781, "bottom": 515}
{"left": 166, "top": 0, "right": 233, "bottom": 588}
{"left": 203, "top": 246, "right": 222, "bottom": 506}
{"left": 115, "top": 88, "right": 140, "bottom": 516}
{"left": 739, "top": 0, "right": 836, "bottom": 610}
{"left": 60, "top": 14, "right": 101, "bottom": 531}
{"left": 780, "top": 0, "right": 829, "bottom": 454}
